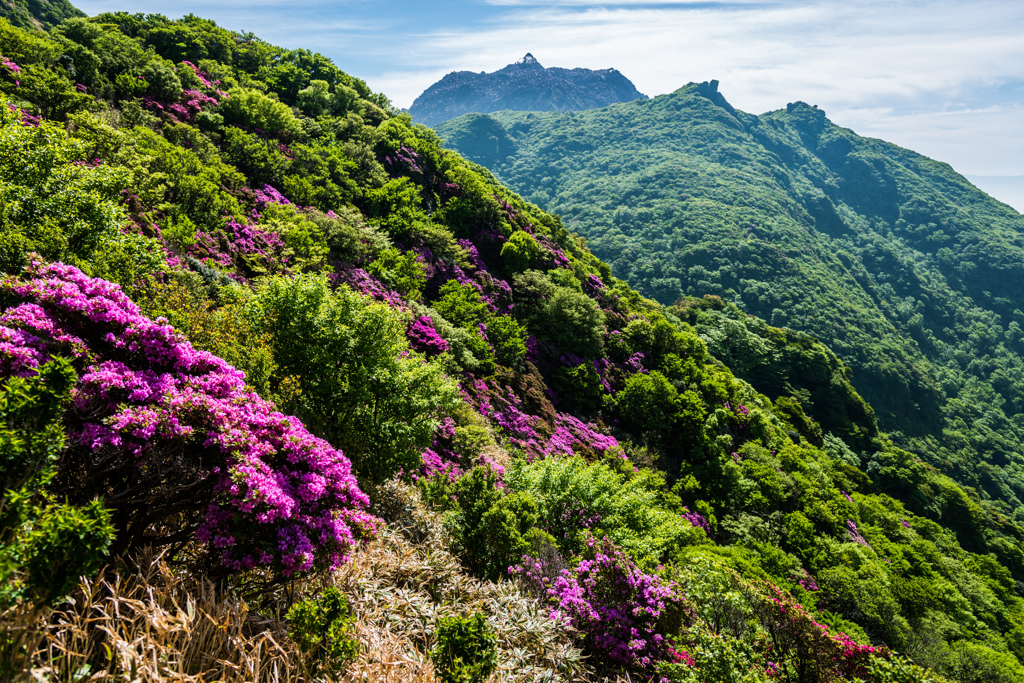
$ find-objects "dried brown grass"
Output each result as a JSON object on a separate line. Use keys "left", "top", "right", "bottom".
{"left": 339, "top": 480, "right": 596, "bottom": 682}
{"left": 2, "top": 549, "right": 300, "bottom": 683}
{"left": 0, "top": 480, "right": 608, "bottom": 683}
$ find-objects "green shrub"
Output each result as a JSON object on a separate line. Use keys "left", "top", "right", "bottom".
{"left": 286, "top": 586, "right": 360, "bottom": 677}
{"left": 448, "top": 466, "right": 538, "bottom": 580}
{"left": 0, "top": 357, "right": 114, "bottom": 606}
{"left": 504, "top": 457, "right": 701, "bottom": 565}
{"left": 430, "top": 612, "right": 497, "bottom": 683}
{"left": 249, "top": 273, "right": 459, "bottom": 483}
{"left": 141, "top": 58, "right": 181, "bottom": 101}
{"left": 500, "top": 230, "right": 541, "bottom": 272}
{"left": 486, "top": 314, "right": 527, "bottom": 367}
{"left": 218, "top": 87, "right": 302, "bottom": 139}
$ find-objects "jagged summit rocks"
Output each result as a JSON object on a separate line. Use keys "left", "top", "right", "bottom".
{"left": 409, "top": 53, "right": 647, "bottom": 128}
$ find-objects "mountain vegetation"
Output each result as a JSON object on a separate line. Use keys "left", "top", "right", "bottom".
{"left": 409, "top": 53, "right": 646, "bottom": 128}
{"left": 0, "top": 0, "right": 82, "bottom": 30}
{"left": 1, "top": 10, "right": 1023, "bottom": 683}
{"left": 436, "top": 82, "right": 1024, "bottom": 540}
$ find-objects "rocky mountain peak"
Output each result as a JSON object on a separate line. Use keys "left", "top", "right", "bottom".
{"left": 409, "top": 55, "right": 646, "bottom": 128}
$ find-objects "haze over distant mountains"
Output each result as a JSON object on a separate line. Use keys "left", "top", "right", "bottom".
{"left": 408, "top": 53, "right": 646, "bottom": 128}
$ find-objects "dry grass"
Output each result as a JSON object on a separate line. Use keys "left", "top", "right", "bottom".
{"left": 2, "top": 549, "right": 301, "bottom": 683}
{"left": 0, "top": 480, "right": 608, "bottom": 683}
{"left": 339, "top": 480, "right": 596, "bottom": 682}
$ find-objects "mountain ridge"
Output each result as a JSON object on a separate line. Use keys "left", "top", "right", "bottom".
{"left": 408, "top": 53, "right": 647, "bottom": 127}
{"left": 3, "top": 12, "right": 1024, "bottom": 680}
{"left": 436, "top": 82, "right": 1024, "bottom": 521}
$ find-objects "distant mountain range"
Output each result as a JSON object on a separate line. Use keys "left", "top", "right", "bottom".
{"left": 408, "top": 53, "right": 646, "bottom": 128}
{"left": 437, "top": 82, "right": 1024, "bottom": 519}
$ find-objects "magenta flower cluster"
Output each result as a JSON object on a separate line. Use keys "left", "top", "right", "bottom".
{"left": 0, "top": 260, "right": 376, "bottom": 576}
{"left": 846, "top": 519, "right": 871, "bottom": 549}
{"left": 512, "top": 539, "right": 691, "bottom": 674}
{"left": 253, "top": 184, "right": 292, "bottom": 208}
{"left": 5, "top": 102, "right": 39, "bottom": 127}
{"left": 332, "top": 265, "right": 406, "bottom": 309}
{"left": 1, "top": 55, "right": 21, "bottom": 75}
{"left": 2, "top": 54, "right": 21, "bottom": 87}
{"left": 382, "top": 144, "right": 423, "bottom": 176}
{"left": 680, "top": 508, "right": 710, "bottom": 537}
{"left": 406, "top": 315, "right": 449, "bottom": 356}
{"left": 468, "top": 380, "right": 620, "bottom": 460}
{"left": 188, "top": 220, "right": 285, "bottom": 271}
{"left": 797, "top": 568, "right": 820, "bottom": 592}
{"left": 170, "top": 89, "right": 220, "bottom": 122}
{"left": 544, "top": 413, "right": 621, "bottom": 458}
{"left": 179, "top": 61, "right": 227, "bottom": 97}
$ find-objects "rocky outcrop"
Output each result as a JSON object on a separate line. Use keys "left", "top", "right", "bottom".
{"left": 409, "top": 53, "right": 646, "bottom": 128}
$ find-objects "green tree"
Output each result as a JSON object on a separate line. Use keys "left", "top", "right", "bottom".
{"left": 249, "top": 273, "right": 460, "bottom": 482}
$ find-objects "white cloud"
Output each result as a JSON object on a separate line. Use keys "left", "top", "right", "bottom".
{"left": 376, "top": 0, "right": 1024, "bottom": 175}
{"left": 836, "top": 104, "right": 1024, "bottom": 176}
{"left": 68, "top": 0, "right": 1024, "bottom": 175}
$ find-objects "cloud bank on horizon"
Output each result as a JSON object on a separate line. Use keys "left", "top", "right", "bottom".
{"left": 71, "top": 0, "right": 1024, "bottom": 207}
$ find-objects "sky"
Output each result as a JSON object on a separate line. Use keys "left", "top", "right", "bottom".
{"left": 72, "top": 0, "right": 1024, "bottom": 211}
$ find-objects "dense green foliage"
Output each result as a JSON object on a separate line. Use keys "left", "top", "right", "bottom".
{"left": 0, "top": 356, "right": 113, "bottom": 606}
{"left": 0, "top": 0, "right": 83, "bottom": 30}
{"left": 286, "top": 586, "right": 360, "bottom": 677}
{"left": 437, "top": 84, "right": 1024, "bottom": 531}
{"left": 1, "top": 11, "right": 1023, "bottom": 681}
{"left": 430, "top": 612, "right": 498, "bottom": 683}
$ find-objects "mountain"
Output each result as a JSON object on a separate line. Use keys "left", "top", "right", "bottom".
{"left": 4, "top": 12, "right": 1024, "bottom": 682}
{"left": 436, "top": 82, "right": 1024, "bottom": 521}
{"left": 0, "top": 0, "right": 82, "bottom": 29}
{"left": 408, "top": 53, "right": 647, "bottom": 127}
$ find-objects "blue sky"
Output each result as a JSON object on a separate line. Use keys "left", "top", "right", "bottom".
{"left": 72, "top": 0, "right": 1024, "bottom": 210}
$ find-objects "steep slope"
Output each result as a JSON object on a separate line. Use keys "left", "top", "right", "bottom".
{"left": 436, "top": 83, "right": 1024, "bottom": 520}
{"left": 0, "top": 0, "right": 82, "bottom": 29}
{"left": 3, "top": 13, "right": 1024, "bottom": 681}
{"left": 409, "top": 53, "right": 646, "bottom": 127}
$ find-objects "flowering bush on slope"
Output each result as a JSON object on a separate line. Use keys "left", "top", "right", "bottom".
{"left": 0, "top": 260, "right": 376, "bottom": 576}
{"left": 513, "top": 539, "right": 692, "bottom": 676}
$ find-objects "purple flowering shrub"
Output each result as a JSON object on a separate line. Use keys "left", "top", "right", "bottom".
{"left": 512, "top": 539, "right": 693, "bottom": 675}
{"left": 332, "top": 264, "right": 406, "bottom": 309}
{"left": 467, "top": 379, "right": 621, "bottom": 462}
{"left": 188, "top": 220, "right": 286, "bottom": 275}
{"left": 0, "top": 260, "right": 376, "bottom": 577}
{"left": 407, "top": 315, "right": 449, "bottom": 356}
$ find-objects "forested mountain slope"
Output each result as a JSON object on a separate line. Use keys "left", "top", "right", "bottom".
{"left": 0, "top": 0, "right": 82, "bottom": 29}
{"left": 437, "top": 82, "right": 1024, "bottom": 525}
{"left": 409, "top": 53, "right": 647, "bottom": 128}
{"left": 0, "top": 14, "right": 1023, "bottom": 682}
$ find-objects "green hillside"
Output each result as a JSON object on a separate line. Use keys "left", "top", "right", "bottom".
{"left": 437, "top": 83, "right": 1024, "bottom": 525}
{"left": 0, "top": 0, "right": 83, "bottom": 29}
{"left": 1, "top": 14, "right": 1023, "bottom": 682}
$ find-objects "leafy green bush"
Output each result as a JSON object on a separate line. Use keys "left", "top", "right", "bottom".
{"left": 430, "top": 612, "right": 497, "bottom": 683}
{"left": 249, "top": 273, "right": 460, "bottom": 482}
{"left": 447, "top": 466, "right": 538, "bottom": 580}
{"left": 218, "top": 86, "right": 302, "bottom": 139}
{"left": 504, "top": 457, "right": 702, "bottom": 565}
{"left": 0, "top": 102, "right": 129, "bottom": 271}
{"left": 0, "top": 357, "right": 114, "bottom": 606}
{"left": 485, "top": 314, "right": 527, "bottom": 366}
{"left": 286, "top": 586, "right": 360, "bottom": 677}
